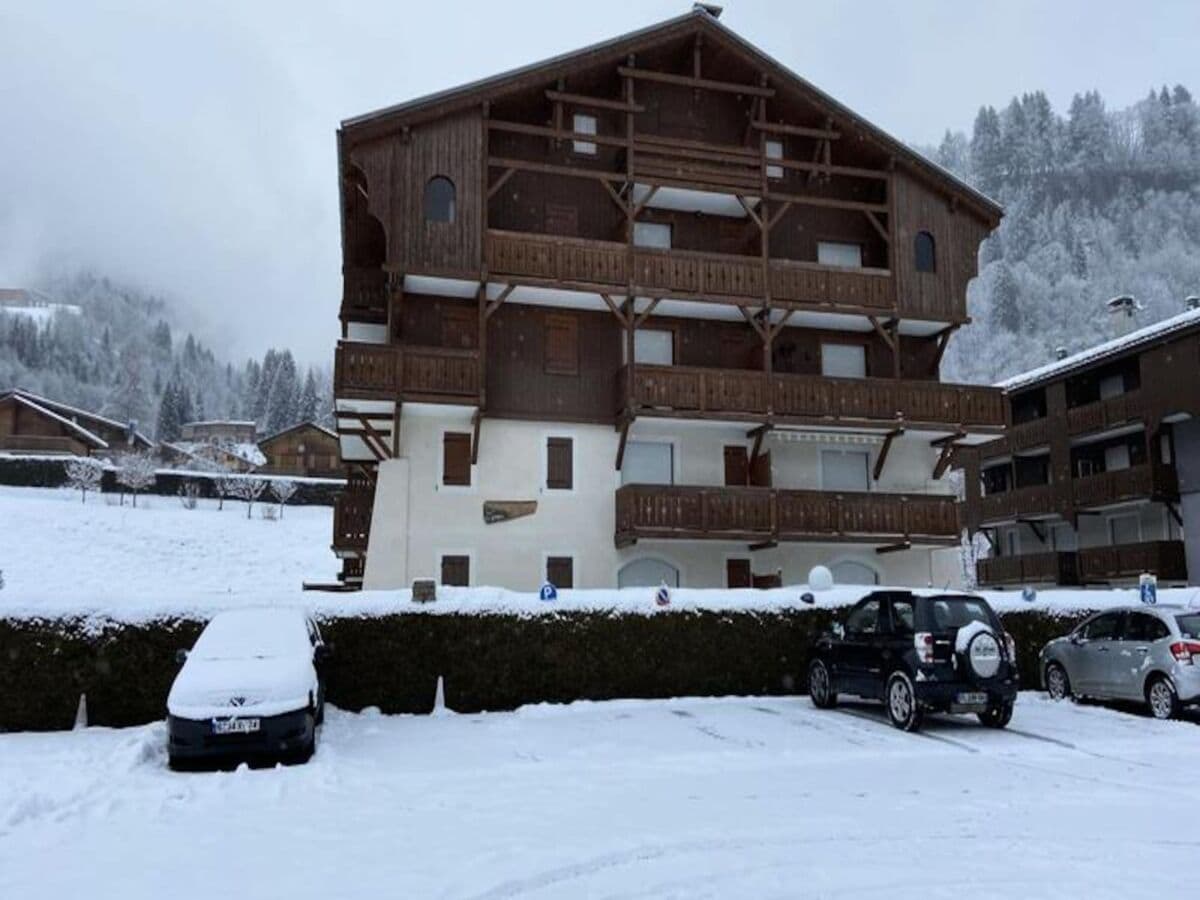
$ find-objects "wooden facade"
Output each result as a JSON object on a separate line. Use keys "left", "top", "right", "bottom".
{"left": 258, "top": 422, "right": 342, "bottom": 478}
{"left": 959, "top": 311, "right": 1200, "bottom": 586}
{"left": 0, "top": 389, "right": 153, "bottom": 457}
{"left": 330, "top": 9, "right": 1003, "bottom": 585}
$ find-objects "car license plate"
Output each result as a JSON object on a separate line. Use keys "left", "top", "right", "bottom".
{"left": 212, "top": 718, "right": 260, "bottom": 735}
{"left": 956, "top": 692, "right": 987, "bottom": 705}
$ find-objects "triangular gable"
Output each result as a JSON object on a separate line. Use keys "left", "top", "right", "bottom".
{"left": 258, "top": 420, "right": 339, "bottom": 446}
{"left": 3, "top": 394, "right": 108, "bottom": 449}
{"left": 6, "top": 388, "right": 153, "bottom": 448}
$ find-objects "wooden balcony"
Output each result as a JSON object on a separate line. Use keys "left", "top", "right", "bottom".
{"left": 614, "top": 484, "right": 959, "bottom": 547}
{"left": 624, "top": 364, "right": 1005, "bottom": 432}
{"left": 1072, "top": 464, "right": 1162, "bottom": 509}
{"left": 334, "top": 341, "right": 480, "bottom": 404}
{"left": 332, "top": 489, "right": 373, "bottom": 554}
{"left": 485, "top": 230, "right": 900, "bottom": 316}
{"left": 977, "top": 484, "right": 1057, "bottom": 524}
{"left": 1078, "top": 540, "right": 1187, "bottom": 583}
{"left": 1066, "top": 390, "right": 1144, "bottom": 435}
{"left": 977, "top": 552, "right": 1079, "bottom": 587}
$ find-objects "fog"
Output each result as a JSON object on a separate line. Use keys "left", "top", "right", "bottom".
{"left": 2, "top": 0, "right": 1196, "bottom": 364}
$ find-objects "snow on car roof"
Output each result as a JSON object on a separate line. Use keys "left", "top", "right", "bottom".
{"left": 190, "top": 607, "right": 311, "bottom": 661}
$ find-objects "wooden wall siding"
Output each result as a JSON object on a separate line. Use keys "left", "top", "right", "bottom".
{"left": 768, "top": 205, "right": 888, "bottom": 269}
{"left": 615, "top": 485, "right": 958, "bottom": 545}
{"left": 260, "top": 428, "right": 341, "bottom": 477}
{"left": 1141, "top": 337, "right": 1200, "bottom": 430}
{"left": 893, "top": 171, "right": 986, "bottom": 322}
{"left": 488, "top": 170, "right": 625, "bottom": 244}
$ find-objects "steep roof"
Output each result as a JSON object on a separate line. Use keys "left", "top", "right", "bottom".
{"left": 997, "top": 307, "right": 1200, "bottom": 392}
{"left": 2, "top": 394, "right": 108, "bottom": 449}
{"left": 258, "top": 420, "right": 339, "bottom": 445}
{"left": 341, "top": 7, "right": 1001, "bottom": 224}
{"left": 3, "top": 388, "right": 154, "bottom": 448}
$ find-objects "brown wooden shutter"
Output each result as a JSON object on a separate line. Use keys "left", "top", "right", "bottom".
{"left": 726, "top": 558, "right": 751, "bottom": 589}
{"left": 441, "top": 555, "right": 470, "bottom": 586}
{"left": 546, "top": 437, "right": 573, "bottom": 489}
{"left": 544, "top": 313, "right": 579, "bottom": 376}
{"left": 723, "top": 445, "right": 749, "bottom": 486}
{"left": 546, "top": 556, "right": 574, "bottom": 589}
{"left": 752, "top": 571, "right": 782, "bottom": 589}
{"left": 442, "top": 432, "right": 472, "bottom": 486}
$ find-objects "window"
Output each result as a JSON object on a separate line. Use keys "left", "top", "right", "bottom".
{"left": 634, "top": 328, "right": 674, "bottom": 365}
{"left": 817, "top": 241, "right": 862, "bottom": 268}
{"left": 831, "top": 560, "right": 879, "bottom": 586}
{"left": 844, "top": 598, "right": 881, "bottom": 636}
{"left": 1005, "top": 528, "right": 1020, "bottom": 557}
{"left": 618, "top": 557, "right": 679, "bottom": 588}
{"left": 572, "top": 113, "right": 597, "bottom": 155}
{"left": 914, "top": 231, "right": 936, "bottom": 273}
{"left": 634, "top": 221, "right": 672, "bottom": 249}
{"left": 1099, "top": 373, "right": 1125, "bottom": 400}
{"left": 1125, "top": 612, "right": 1170, "bottom": 643}
{"left": 546, "top": 555, "right": 574, "bottom": 589}
{"left": 1108, "top": 513, "right": 1140, "bottom": 546}
{"left": 821, "top": 343, "right": 867, "bottom": 378}
{"left": 440, "top": 554, "right": 470, "bottom": 586}
{"left": 1081, "top": 612, "right": 1122, "bottom": 641}
{"left": 981, "top": 464, "right": 1012, "bottom": 496}
{"left": 442, "top": 432, "right": 472, "bottom": 486}
{"left": 1104, "top": 443, "right": 1131, "bottom": 472}
{"left": 546, "top": 437, "right": 573, "bottom": 490}
{"left": 726, "top": 558, "right": 751, "bottom": 588}
{"left": 765, "top": 139, "right": 784, "bottom": 179}
{"left": 423, "top": 176, "right": 456, "bottom": 223}
{"left": 928, "top": 596, "right": 992, "bottom": 630}
{"left": 544, "top": 313, "right": 579, "bottom": 375}
{"left": 820, "top": 449, "right": 869, "bottom": 491}
{"left": 889, "top": 598, "right": 915, "bottom": 635}
{"left": 622, "top": 441, "right": 673, "bottom": 485}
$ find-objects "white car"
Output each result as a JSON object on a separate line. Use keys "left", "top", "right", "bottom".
{"left": 166, "top": 608, "right": 331, "bottom": 769}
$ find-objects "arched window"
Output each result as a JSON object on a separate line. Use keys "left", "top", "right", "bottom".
{"left": 423, "top": 176, "right": 456, "bottom": 223}
{"left": 914, "top": 230, "right": 936, "bottom": 273}
{"left": 618, "top": 557, "right": 680, "bottom": 589}
{"left": 830, "top": 560, "right": 880, "bottom": 586}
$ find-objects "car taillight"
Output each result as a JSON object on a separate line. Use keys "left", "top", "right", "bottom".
{"left": 914, "top": 632, "right": 935, "bottom": 665}
{"left": 1004, "top": 632, "right": 1017, "bottom": 662}
{"left": 1169, "top": 641, "right": 1200, "bottom": 664}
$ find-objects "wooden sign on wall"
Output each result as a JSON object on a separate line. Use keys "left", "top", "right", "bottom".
{"left": 483, "top": 500, "right": 537, "bottom": 525}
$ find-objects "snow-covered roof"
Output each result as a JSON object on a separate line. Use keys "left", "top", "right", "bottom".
{"left": 997, "top": 307, "right": 1200, "bottom": 393}
{"left": 183, "top": 419, "right": 257, "bottom": 428}
{"left": 5, "top": 388, "right": 153, "bottom": 447}
{"left": 259, "top": 421, "right": 338, "bottom": 444}
{"left": 4, "top": 394, "right": 108, "bottom": 449}
{"left": 167, "top": 440, "right": 266, "bottom": 468}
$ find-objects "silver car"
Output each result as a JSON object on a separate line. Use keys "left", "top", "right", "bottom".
{"left": 1040, "top": 605, "right": 1200, "bottom": 719}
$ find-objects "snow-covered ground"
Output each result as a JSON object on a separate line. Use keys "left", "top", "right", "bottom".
{"left": 2, "top": 695, "right": 1197, "bottom": 898}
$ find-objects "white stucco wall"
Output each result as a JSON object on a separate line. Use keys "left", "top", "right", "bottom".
{"left": 362, "top": 408, "right": 963, "bottom": 591}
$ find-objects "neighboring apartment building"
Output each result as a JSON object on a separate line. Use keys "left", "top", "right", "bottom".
{"left": 958, "top": 302, "right": 1200, "bottom": 588}
{"left": 330, "top": 7, "right": 1005, "bottom": 590}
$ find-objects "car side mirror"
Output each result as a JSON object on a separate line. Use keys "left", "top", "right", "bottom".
{"left": 1070, "top": 634, "right": 1085, "bottom": 646}
{"left": 831, "top": 622, "right": 845, "bottom": 640}
{"left": 175, "top": 648, "right": 189, "bottom": 665}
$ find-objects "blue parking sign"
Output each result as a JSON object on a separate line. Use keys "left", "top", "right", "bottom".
{"left": 1139, "top": 573, "right": 1157, "bottom": 605}
{"left": 539, "top": 582, "right": 557, "bottom": 602}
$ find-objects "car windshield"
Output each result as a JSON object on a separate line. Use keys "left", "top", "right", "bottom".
{"left": 927, "top": 596, "right": 993, "bottom": 631}
{"left": 1176, "top": 614, "right": 1200, "bottom": 639}
{"left": 191, "top": 609, "right": 310, "bottom": 661}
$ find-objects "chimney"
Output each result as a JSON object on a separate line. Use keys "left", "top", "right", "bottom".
{"left": 693, "top": 3, "right": 723, "bottom": 17}
{"left": 1105, "top": 295, "right": 1140, "bottom": 338}
{"left": 1054, "top": 346, "right": 1069, "bottom": 360}
{"left": 1187, "top": 296, "right": 1200, "bottom": 311}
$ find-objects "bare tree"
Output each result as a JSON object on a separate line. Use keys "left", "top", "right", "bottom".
{"left": 177, "top": 480, "right": 201, "bottom": 510}
{"left": 270, "top": 479, "right": 298, "bottom": 518}
{"left": 214, "top": 475, "right": 239, "bottom": 511}
{"left": 65, "top": 457, "right": 105, "bottom": 504}
{"left": 115, "top": 453, "right": 157, "bottom": 508}
{"left": 230, "top": 477, "right": 267, "bottom": 519}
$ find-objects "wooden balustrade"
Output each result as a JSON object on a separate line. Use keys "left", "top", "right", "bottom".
{"left": 977, "top": 484, "right": 1057, "bottom": 523}
{"left": 626, "top": 364, "right": 1004, "bottom": 429}
{"left": 1072, "top": 465, "right": 1154, "bottom": 508}
{"left": 615, "top": 484, "right": 958, "bottom": 546}
{"left": 335, "top": 341, "right": 480, "bottom": 402}
{"left": 1077, "top": 540, "right": 1187, "bottom": 582}
{"left": 977, "top": 551, "right": 1079, "bottom": 586}
{"left": 1066, "top": 390, "right": 1144, "bottom": 435}
{"left": 332, "top": 489, "right": 374, "bottom": 553}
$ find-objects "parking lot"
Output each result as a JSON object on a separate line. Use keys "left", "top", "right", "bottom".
{"left": 2, "top": 693, "right": 1198, "bottom": 899}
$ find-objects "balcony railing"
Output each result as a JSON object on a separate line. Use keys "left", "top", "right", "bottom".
{"left": 1066, "top": 390, "right": 1144, "bottom": 435}
{"left": 977, "top": 552, "right": 1080, "bottom": 586}
{"left": 977, "top": 484, "right": 1057, "bottom": 524}
{"left": 485, "top": 230, "right": 900, "bottom": 315}
{"left": 624, "top": 364, "right": 1005, "bottom": 431}
{"left": 332, "top": 488, "right": 373, "bottom": 554}
{"left": 334, "top": 341, "right": 480, "bottom": 403}
{"left": 1072, "top": 464, "right": 1157, "bottom": 508}
{"left": 614, "top": 484, "right": 958, "bottom": 546}
{"left": 1078, "top": 540, "right": 1187, "bottom": 582}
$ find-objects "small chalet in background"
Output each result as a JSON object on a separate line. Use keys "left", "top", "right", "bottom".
{"left": 179, "top": 420, "right": 258, "bottom": 443}
{"left": 0, "top": 388, "right": 153, "bottom": 457}
{"left": 957, "top": 300, "right": 1200, "bottom": 587}
{"left": 258, "top": 422, "right": 341, "bottom": 478}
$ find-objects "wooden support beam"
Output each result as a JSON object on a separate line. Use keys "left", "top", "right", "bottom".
{"left": 770, "top": 156, "right": 888, "bottom": 181}
{"left": 487, "top": 119, "right": 629, "bottom": 150}
{"left": 487, "top": 157, "right": 625, "bottom": 183}
{"left": 617, "top": 66, "right": 774, "bottom": 97}
{"left": 601, "top": 179, "right": 628, "bottom": 215}
{"left": 872, "top": 427, "right": 904, "bottom": 481}
{"left": 749, "top": 425, "right": 767, "bottom": 464}
{"left": 751, "top": 120, "right": 840, "bottom": 140}
{"left": 739, "top": 305, "right": 769, "bottom": 342}
{"left": 863, "top": 210, "right": 890, "bottom": 243}
{"left": 930, "top": 431, "right": 967, "bottom": 447}
{"left": 544, "top": 89, "right": 644, "bottom": 113}
{"left": 745, "top": 423, "right": 773, "bottom": 441}
{"left": 630, "top": 185, "right": 660, "bottom": 219}
{"left": 484, "top": 283, "right": 515, "bottom": 321}
{"left": 1167, "top": 501, "right": 1184, "bottom": 529}
{"left": 346, "top": 413, "right": 392, "bottom": 461}
{"left": 1018, "top": 518, "right": 1046, "bottom": 544}
{"left": 932, "top": 439, "right": 958, "bottom": 480}
{"left": 876, "top": 541, "right": 912, "bottom": 555}
{"left": 633, "top": 297, "right": 662, "bottom": 329}
{"left": 391, "top": 402, "right": 402, "bottom": 458}
{"left": 749, "top": 540, "right": 778, "bottom": 552}
{"left": 767, "top": 309, "right": 795, "bottom": 342}
{"left": 867, "top": 316, "right": 896, "bottom": 352}
{"left": 932, "top": 325, "right": 958, "bottom": 368}
{"left": 615, "top": 415, "right": 631, "bottom": 470}
{"left": 470, "top": 408, "right": 482, "bottom": 465}
{"left": 486, "top": 167, "right": 516, "bottom": 199}
{"left": 735, "top": 194, "right": 763, "bottom": 231}
{"left": 598, "top": 292, "right": 631, "bottom": 329}
{"left": 766, "top": 190, "right": 888, "bottom": 214}
{"left": 766, "top": 200, "right": 792, "bottom": 232}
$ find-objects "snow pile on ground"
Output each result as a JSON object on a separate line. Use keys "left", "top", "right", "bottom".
{"left": 1, "top": 695, "right": 1197, "bottom": 898}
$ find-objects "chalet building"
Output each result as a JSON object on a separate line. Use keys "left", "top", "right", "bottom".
{"left": 179, "top": 420, "right": 258, "bottom": 444}
{"left": 958, "top": 303, "right": 1200, "bottom": 588}
{"left": 0, "top": 388, "right": 153, "bottom": 457}
{"left": 258, "top": 422, "right": 342, "bottom": 478}
{"left": 330, "top": 6, "right": 1005, "bottom": 590}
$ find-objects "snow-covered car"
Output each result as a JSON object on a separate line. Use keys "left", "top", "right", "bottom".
{"left": 808, "top": 591, "right": 1019, "bottom": 731}
{"left": 1040, "top": 605, "right": 1200, "bottom": 719}
{"left": 166, "top": 608, "right": 331, "bottom": 768}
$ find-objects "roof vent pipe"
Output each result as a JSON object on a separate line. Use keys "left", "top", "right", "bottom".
{"left": 1187, "top": 296, "right": 1200, "bottom": 311}
{"left": 1054, "top": 346, "right": 1069, "bottom": 360}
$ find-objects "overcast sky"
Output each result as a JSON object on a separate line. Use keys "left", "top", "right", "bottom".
{"left": 3, "top": 0, "right": 1198, "bottom": 365}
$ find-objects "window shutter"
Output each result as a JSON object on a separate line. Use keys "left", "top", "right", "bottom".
{"left": 441, "top": 555, "right": 470, "bottom": 586}
{"left": 442, "top": 432, "right": 472, "bottom": 486}
{"left": 546, "top": 556, "right": 574, "bottom": 589}
{"left": 726, "top": 558, "right": 751, "bottom": 589}
{"left": 544, "top": 313, "right": 579, "bottom": 376}
{"left": 546, "top": 437, "right": 573, "bottom": 489}
{"left": 723, "top": 445, "right": 749, "bottom": 486}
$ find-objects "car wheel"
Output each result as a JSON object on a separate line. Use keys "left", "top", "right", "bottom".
{"left": 978, "top": 699, "right": 1014, "bottom": 729}
{"left": 808, "top": 660, "right": 837, "bottom": 709}
{"left": 1146, "top": 676, "right": 1180, "bottom": 721}
{"left": 1045, "top": 662, "right": 1071, "bottom": 701}
{"left": 885, "top": 672, "right": 923, "bottom": 732}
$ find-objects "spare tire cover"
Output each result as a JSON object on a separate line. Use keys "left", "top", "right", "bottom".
{"left": 967, "top": 631, "right": 1001, "bottom": 679}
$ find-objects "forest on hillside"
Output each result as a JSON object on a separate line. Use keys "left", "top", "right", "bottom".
{"left": 928, "top": 85, "right": 1200, "bottom": 384}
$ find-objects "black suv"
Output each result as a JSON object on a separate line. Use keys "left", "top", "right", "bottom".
{"left": 808, "top": 590, "right": 1019, "bottom": 731}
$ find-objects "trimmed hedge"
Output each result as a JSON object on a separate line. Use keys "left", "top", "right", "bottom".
{"left": 0, "top": 607, "right": 1091, "bottom": 732}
